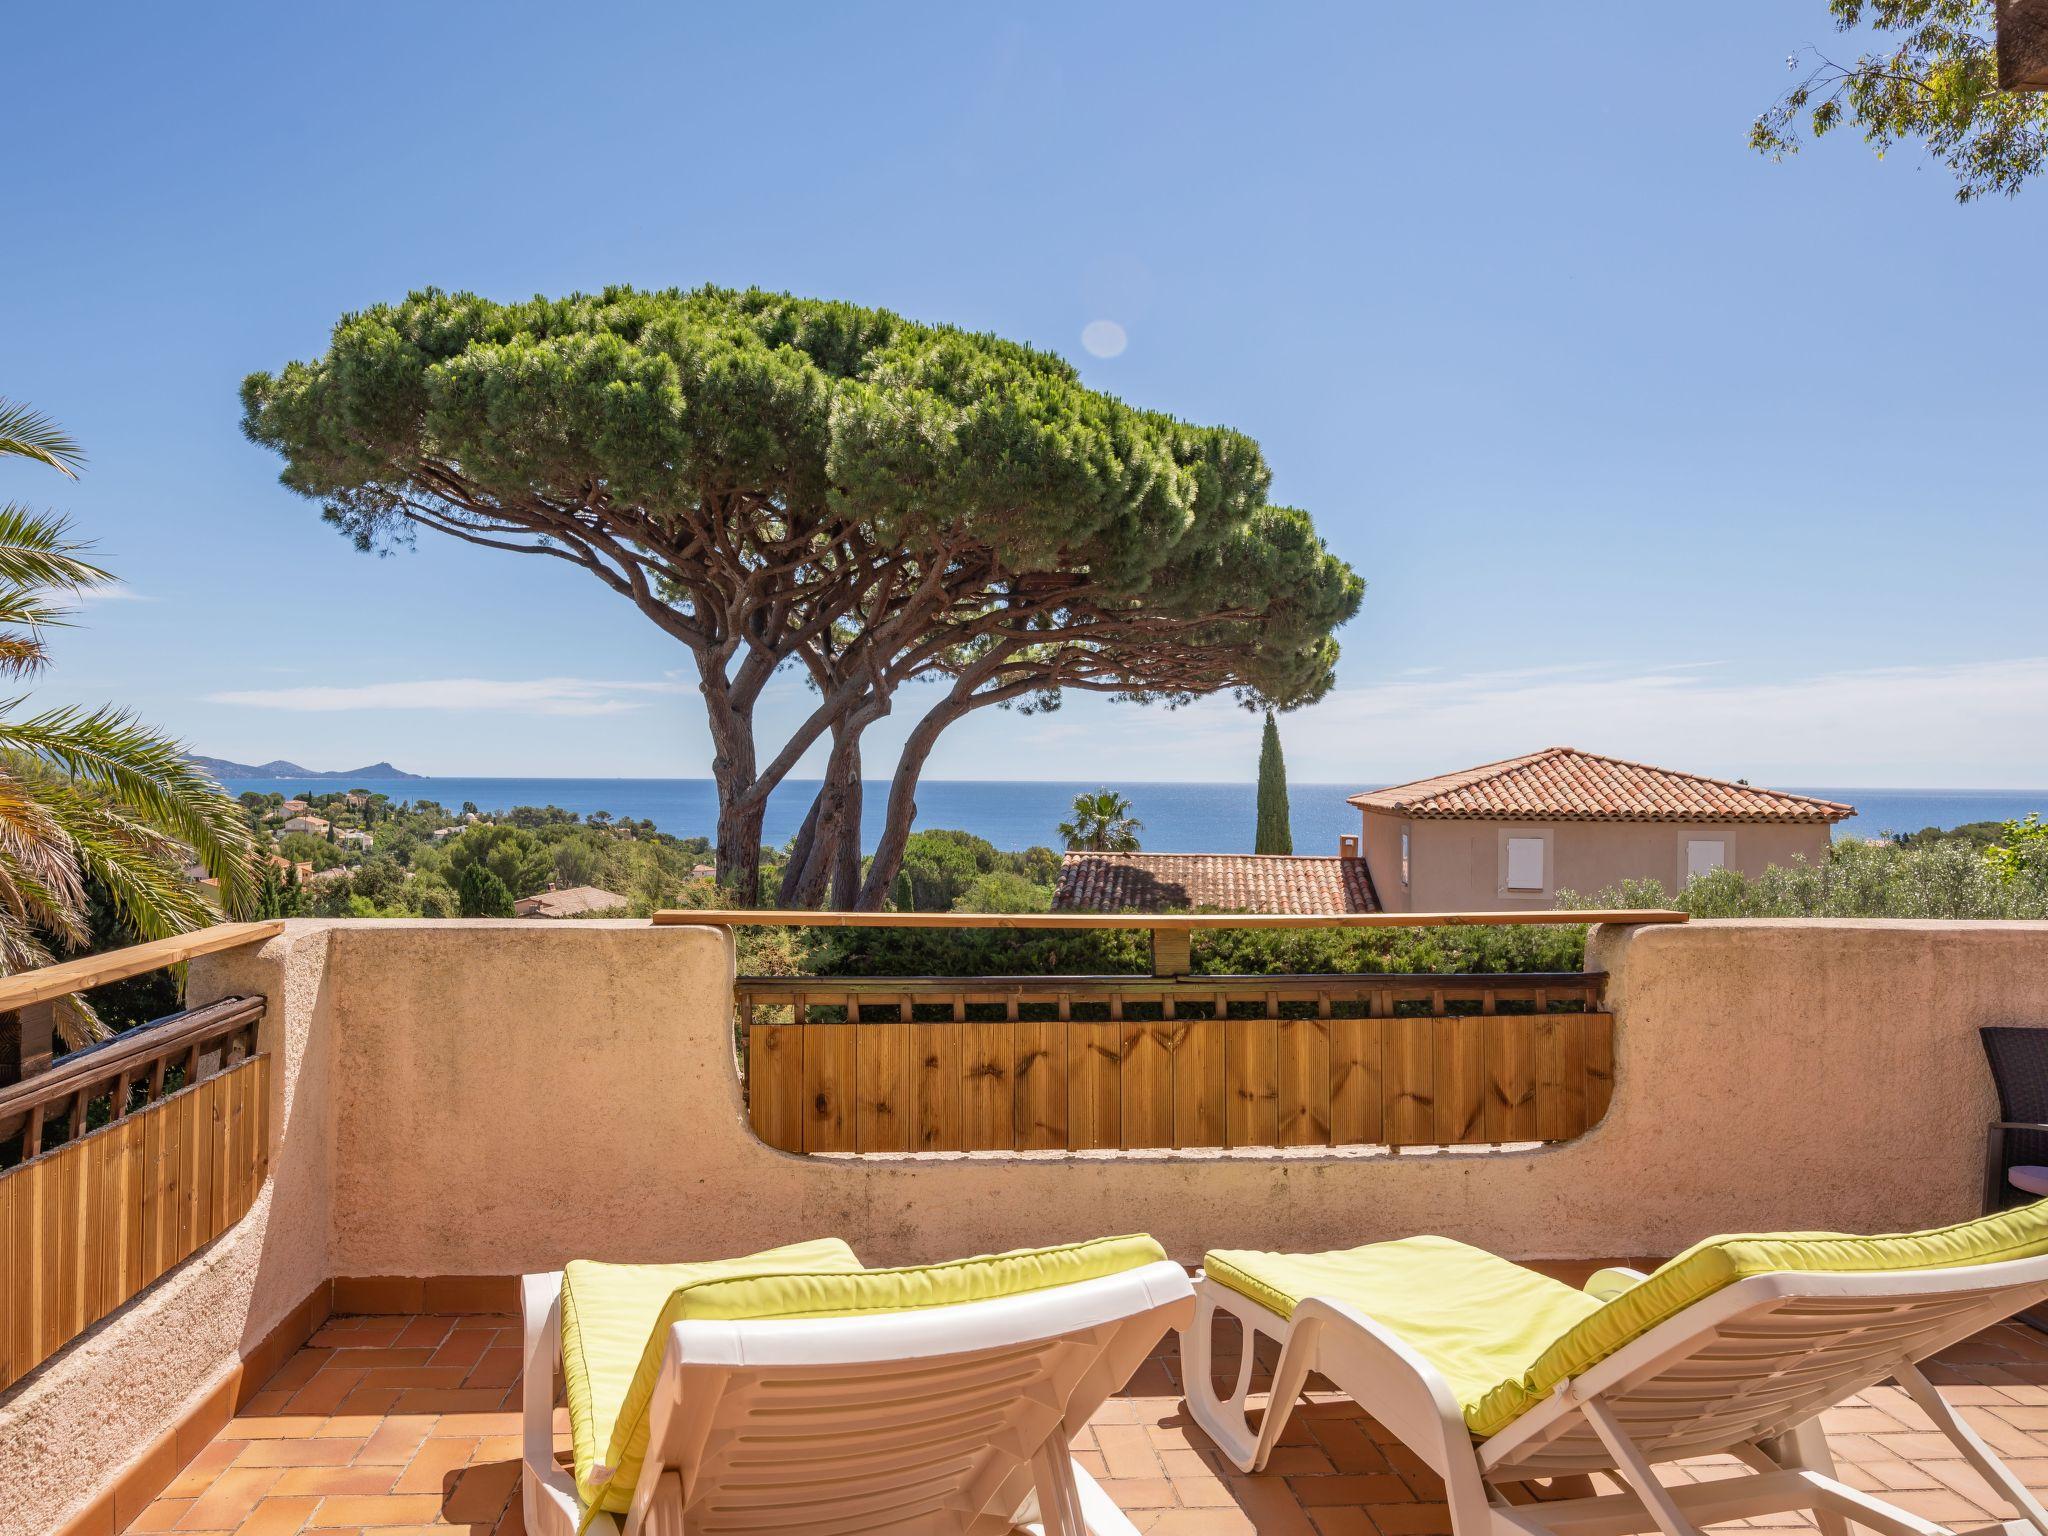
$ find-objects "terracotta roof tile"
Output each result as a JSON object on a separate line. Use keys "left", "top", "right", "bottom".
{"left": 1347, "top": 747, "right": 1854, "bottom": 824}
{"left": 1052, "top": 853, "right": 1379, "bottom": 915}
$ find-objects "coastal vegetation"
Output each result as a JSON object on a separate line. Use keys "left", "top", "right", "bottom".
{"left": 241, "top": 286, "right": 1363, "bottom": 909}
{"left": 0, "top": 399, "right": 255, "bottom": 1045}
{"left": 237, "top": 789, "right": 714, "bottom": 918}
{"left": 734, "top": 817, "right": 2048, "bottom": 981}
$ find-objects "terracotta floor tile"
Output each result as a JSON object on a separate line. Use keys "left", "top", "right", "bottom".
{"left": 442, "top": 1459, "right": 521, "bottom": 1523}
{"left": 357, "top": 1415, "right": 439, "bottom": 1464}
{"left": 466, "top": 1348, "right": 522, "bottom": 1389}
{"left": 178, "top": 1469, "right": 280, "bottom": 1529}
{"left": 166, "top": 1440, "right": 244, "bottom": 1496}
{"left": 299, "top": 1493, "right": 445, "bottom": 1525}
{"left": 282, "top": 1368, "right": 367, "bottom": 1416}
{"left": 232, "top": 1439, "right": 367, "bottom": 1468}
{"left": 120, "top": 1309, "right": 2048, "bottom": 1536}
{"left": 130, "top": 1499, "right": 194, "bottom": 1532}
{"left": 426, "top": 1330, "right": 491, "bottom": 1371}
{"left": 269, "top": 1466, "right": 400, "bottom": 1498}
{"left": 394, "top": 1317, "right": 455, "bottom": 1349}
{"left": 390, "top": 1436, "right": 477, "bottom": 1495}
{"left": 231, "top": 1496, "right": 320, "bottom": 1535}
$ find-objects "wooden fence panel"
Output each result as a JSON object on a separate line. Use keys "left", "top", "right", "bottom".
{"left": 1121, "top": 1023, "right": 1175, "bottom": 1150}
{"left": 1583, "top": 1013, "right": 1615, "bottom": 1126}
{"left": 738, "top": 984, "right": 1612, "bottom": 1155}
{"left": 855, "top": 1023, "right": 911, "bottom": 1154}
{"left": 1225, "top": 1019, "right": 1278, "bottom": 1148}
{"left": 1328, "top": 1016, "right": 1383, "bottom": 1146}
{"left": 1172, "top": 1019, "right": 1227, "bottom": 1149}
{"left": 748, "top": 1024, "right": 803, "bottom": 1152}
{"left": 1483, "top": 1015, "right": 1540, "bottom": 1143}
{"left": 1014, "top": 1022, "right": 1067, "bottom": 1151}
{"left": 1433, "top": 1015, "right": 1487, "bottom": 1145}
{"left": 1276, "top": 1019, "right": 1331, "bottom": 1147}
{"left": 961, "top": 1023, "right": 1015, "bottom": 1151}
{"left": 912, "top": 1023, "right": 963, "bottom": 1152}
{"left": 1535, "top": 1015, "right": 1587, "bottom": 1142}
{"left": 800, "top": 1023, "right": 856, "bottom": 1154}
{"left": 1067, "top": 1023, "right": 1121, "bottom": 1150}
{"left": 1384, "top": 1017, "right": 1437, "bottom": 1148}
{"left": 0, "top": 1054, "right": 269, "bottom": 1393}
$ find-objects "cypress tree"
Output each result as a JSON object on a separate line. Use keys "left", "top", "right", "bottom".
{"left": 1255, "top": 711, "right": 1293, "bottom": 854}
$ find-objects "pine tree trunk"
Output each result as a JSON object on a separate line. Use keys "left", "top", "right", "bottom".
{"left": 856, "top": 701, "right": 965, "bottom": 910}
{"left": 831, "top": 754, "right": 864, "bottom": 908}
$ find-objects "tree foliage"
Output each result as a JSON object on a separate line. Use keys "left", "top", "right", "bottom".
{"left": 241, "top": 287, "right": 1363, "bottom": 907}
{"left": 456, "top": 861, "right": 514, "bottom": 919}
{"left": 1753, "top": 1, "right": 2048, "bottom": 200}
{"left": 1254, "top": 711, "right": 1292, "bottom": 855}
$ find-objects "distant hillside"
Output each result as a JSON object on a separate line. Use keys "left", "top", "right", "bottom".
{"left": 189, "top": 755, "right": 424, "bottom": 782}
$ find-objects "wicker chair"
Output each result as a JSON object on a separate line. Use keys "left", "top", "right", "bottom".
{"left": 1980, "top": 1026, "right": 2048, "bottom": 1212}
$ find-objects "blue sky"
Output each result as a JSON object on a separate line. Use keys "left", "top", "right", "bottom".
{"left": 4, "top": 3, "right": 2042, "bottom": 787}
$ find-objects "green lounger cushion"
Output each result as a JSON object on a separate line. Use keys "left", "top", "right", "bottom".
{"left": 1207, "top": 1236, "right": 1606, "bottom": 1422}
{"left": 576, "top": 1233, "right": 1167, "bottom": 1518}
{"left": 1209, "top": 1201, "right": 2048, "bottom": 1441}
{"left": 560, "top": 1238, "right": 863, "bottom": 1516}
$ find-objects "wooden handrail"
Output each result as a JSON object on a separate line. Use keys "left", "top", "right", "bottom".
{"left": 0, "top": 920, "right": 282, "bottom": 1014}
{"left": 656, "top": 909, "right": 1686, "bottom": 930}
{"left": 0, "top": 995, "right": 264, "bottom": 1122}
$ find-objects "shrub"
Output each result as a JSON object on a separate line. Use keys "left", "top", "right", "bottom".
{"left": 457, "top": 862, "right": 515, "bottom": 919}
{"left": 953, "top": 871, "right": 1051, "bottom": 913}
{"left": 1562, "top": 837, "right": 2048, "bottom": 921}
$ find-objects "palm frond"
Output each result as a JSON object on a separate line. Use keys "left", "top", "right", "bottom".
{"left": 0, "top": 707, "right": 257, "bottom": 909}
{"left": 0, "top": 399, "right": 84, "bottom": 478}
{"left": 39, "top": 789, "right": 217, "bottom": 940}
{"left": 0, "top": 902, "right": 57, "bottom": 975}
{"left": 0, "top": 765, "right": 89, "bottom": 942}
{"left": 0, "top": 635, "right": 49, "bottom": 677}
{"left": 0, "top": 505, "right": 111, "bottom": 590}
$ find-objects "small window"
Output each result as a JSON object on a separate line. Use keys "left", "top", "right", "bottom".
{"left": 1505, "top": 836, "right": 1545, "bottom": 892}
{"left": 1400, "top": 828, "right": 1410, "bottom": 886}
{"left": 1686, "top": 839, "right": 1727, "bottom": 880}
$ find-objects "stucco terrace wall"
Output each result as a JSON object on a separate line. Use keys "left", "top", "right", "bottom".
{"left": 0, "top": 926, "right": 337, "bottom": 1536}
{"left": 7, "top": 916, "right": 2047, "bottom": 1535}
{"left": 307, "top": 916, "right": 2047, "bottom": 1275}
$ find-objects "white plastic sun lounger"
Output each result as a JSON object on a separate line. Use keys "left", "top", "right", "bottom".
{"left": 522, "top": 1257, "right": 1195, "bottom": 1536}
{"left": 1184, "top": 1236, "right": 2048, "bottom": 1536}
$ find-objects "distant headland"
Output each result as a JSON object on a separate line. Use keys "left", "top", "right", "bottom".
{"left": 189, "top": 755, "right": 425, "bottom": 782}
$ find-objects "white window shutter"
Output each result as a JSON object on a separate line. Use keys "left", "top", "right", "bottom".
{"left": 1505, "top": 836, "right": 1545, "bottom": 892}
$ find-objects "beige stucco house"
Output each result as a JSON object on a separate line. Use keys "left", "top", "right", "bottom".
{"left": 1348, "top": 747, "right": 1854, "bottom": 911}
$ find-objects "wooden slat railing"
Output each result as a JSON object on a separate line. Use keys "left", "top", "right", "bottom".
{"left": 0, "top": 922, "right": 279, "bottom": 1390}
{"left": 737, "top": 972, "right": 1612, "bottom": 1156}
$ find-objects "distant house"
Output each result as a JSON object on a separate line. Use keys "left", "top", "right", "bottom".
{"left": 430, "top": 826, "right": 461, "bottom": 841}
{"left": 513, "top": 885, "right": 628, "bottom": 919}
{"left": 690, "top": 863, "right": 716, "bottom": 881}
{"left": 279, "top": 799, "right": 309, "bottom": 817}
{"left": 280, "top": 814, "right": 329, "bottom": 836}
{"left": 267, "top": 854, "right": 315, "bottom": 882}
{"left": 1348, "top": 747, "right": 1854, "bottom": 911}
{"left": 1054, "top": 853, "right": 1378, "bottom": 915}
{"left": 343, "top": 791, "right": 370, "bottom": 808}
{"left": 336, "top": 828, "right": 373, "bottom": 849}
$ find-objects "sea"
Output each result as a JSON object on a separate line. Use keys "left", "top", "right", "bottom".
{"left": 212, "top": 776, "right": 2046, "bottom": 854}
